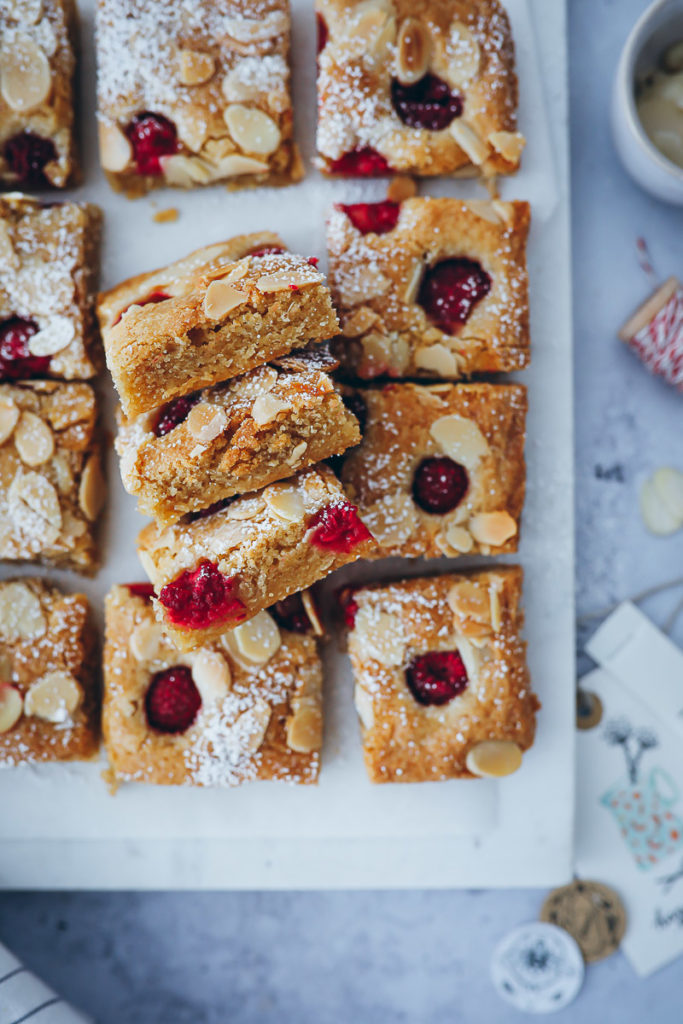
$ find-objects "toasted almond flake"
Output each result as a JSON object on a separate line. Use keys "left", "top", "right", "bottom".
{"left": 0, "top": 222, "right": 17, "bottom": 268}
{"left": 178, "top": 48, "right": 215, "bottom": 85}
{"left": 0, "top": 398, "right": 19, "bottom": 445}
{"left": 341, "top": 306, "right": 380, "bottom": 337}
{"left": 444, "top": 524, "right": 474, "bottom": 553}
{"left": 448, "top": 20, "right": 481, "bottom": 85}
{"left": 354, "top": 684, "right": 374, "bottom": 729}
{"left": 0, "top": 685, "right": 23, "bottom": 733}
{"left": 469, "top": 511, "right": 517, "bottom": 547}
{"left": 186, "top": 402, "right": 228, "bottom": 443}
{"left": 488, "top": 131, "right": 526, "bottom": 166}
{"left": 25, "top": 670, "right": 82, "bottom": 723}
{"left": 396, "top": 17, "right": 430, "bottom": 84}
{"left": 252, "top": 393, "right": 289, "bottom": 426}
{"left": 225, "top": 496, "right": 265, "bottom": 520}
{"left": 223, "top": 260, "right": 250, "bottom": 284}
{"left": 0, "top": 36, "right": 51, "bottom": 112}
{"left": 403, "top": 260, "right": 424, "bottom": 304}
{"left": 98, "top": 121, "right": 132, "bottom": 172}
{"left": 216, "top": 154, "right": 270, "bottom": 176}
{"left": 489, "top": 586, "right": 502, "bottom": 631}
{"left": 174, "top": 110, "right": 209, "bottom": 153}
{"left": 0, "top": 581, "right": 45, "bottom": 640}
{"left": 450, "top": 121, "right": 489, "bottom": 165}
{"left": 362, "top": 333, "right": 409, "bottom": 375}
{"left": 492, "top": 200, "right": 514, "bottom": 227}
{"left": 14, "top": 411, "right": 54, "bottom": 467}
{"left": 203, "top": 278, "right": 246, "bottom": 319}
{"left": 302, "top": 590, "right": 324, "bottom": 636}
{"left": 232, "top": 698, "right": 271, "bottom": 759}
{"left": 28, "top": 316, "right": 75, "bottom": 357}
{"left": 464, "top": 200, "right": 502, "bottom": 225}
{"left": 192, "top": 649, "right": 231, "bottom": 702}
{"left": 466, "top": 740, "right": 523, "bottom": 778}
{"left": 287, "top": 441, "right": 307, "bottom": 467}
{"left": 232, "top": 611, "right": 281, "bottom": 665}
{"left": 160, "top": 153, "right": 213, "bottom": 186}
{"left": 224, "top": 11, "right": 288, "bottom": 42}
{"left": 415, "top": 343, "right": 460, "bottom": 376}
{"left": 286, "top": 699, "right": 322, "bottom": 752}
{"left": 386, "top": 175, "right": 417, "bottom": 202}
{"left": 129, "top": 620, "right": 165, "bottom": 663}
{"left": 264, "top": 486, "right": 305, "bottom": 522}
{"left": 447, "top": 581, "right": 491, "bottom": 628}
{"left": 78, "top": 455, "right": 105, "bottom": 522}
{"left": 8, "top": 471, "right": 61, "bottom": 543}
{"left": 224, "top": 104, "right": 281, "bottom": 155}
{"left": 255, "top": 270, "right": 319, "bottom": 293}
{"left": 353, "top": 607, "right": 405, "bottom": 667}
{"left": 430, "top": 414, "right": 490, "bottom": 468}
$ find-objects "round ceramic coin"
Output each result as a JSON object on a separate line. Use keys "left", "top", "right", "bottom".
{"left": 491, "top": 922, "right": 585, "bottom": 1014}
{"left": 541, "top": 880, "right": 626, "bottom": 962}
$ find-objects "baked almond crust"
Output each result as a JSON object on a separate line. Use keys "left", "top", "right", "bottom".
{"left": 347, "top": 567, "right": 539, "bottom": 782}
{"left": 103, "top": 584, "right": 321, "bottom": 786}
{"left": 341, "top": 382, "right": 526, "bottom": 557}
{"left": 328, "top": 198, "right": 530, "bottom": 378}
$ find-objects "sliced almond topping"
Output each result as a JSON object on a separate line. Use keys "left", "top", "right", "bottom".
{"left": 160, "top": 153, "right": 213, "bottom": 186}
{"left": 28, "top": 316, "right": 76, "bottom": 357}
{"left": 287, "top": 441, "right": 307, "bottom": 467}
{"left": 386, "top": 175, "right": 417, "bottom": 202}
{"left": 448, "top": 21, "right": 481, "bottom": 85}
{"left": 403, "top": 261, "right": 424, "bottom": 304}
{"left": 78, "top": 455, "right": 105, "bottom": 522}
{"left": 186, "top": 402, "right": 228, "bottom": 443}
{"left": 444, "top": 524, "right": 473, "bottom": 553}
{"left": 488, "top": 131, "right": 526, "bottom": 166}
{"left": 0, "top": 35, "right": 51, "bottom": 112}
{"left": 232, "top": 610, "right": 281, "bottom": 666}
{"left": 252, "top": 393, "right": 289, "bottom": 426}
{"left": 255, "top": 270, "right": 319, "bottom": 293}
{"left": 354, "top": 684, "right": 374, "bottom": 730}
{"left": 0, "top": 221, "right": 17, "bottom": 269}
{"left": 447, "top": 581, "right": 491, "bottom": 632}
{"left": 286, "top": 699, "right": 322, "bottom": 753}
{"left": 264, "top": 486, "right": 305, "bottom": 523}
{"left": 430, "top": 414, "right": 490, "bottom": 468}
{"left": 224, "top": 104, "right": 281, "bottom": 156}
{"left": 214, "top": 154, "right": 270, "bottom": 176}
{"left": 98, "top": 121, "right": 132, "bottom": 172}
{"left": 361, "top": 333, "right": 409, "bottom": 376}
{"left": 450, "top": 121, "right": 489, "bottom": 166}
{"left": 14, "top": 411, "right": 54, "bottom": 467}
{"left": 0, "top": 398, "right": 19, "bottom": 445}
{"left": 489, "top": 586, "right": 502, "bottom": 632}
{"left": 492, "top": 200, "right": 515, "bottom": 227}
{"left": 129, "top": 620, "right": 165, "bottom": 663}
{"left": 0, "top": 685, "right": 23, "bottom": 733}
{"left": 203, "top": 278, "right": 246, "bottom": 319}
{"left": 178, "top": 48, "right": 216, "bottom": 86}
{"left": 225, "top": 496, "right": 265, "bottom": 520}
{"left": 8, "top": 471, "right": 61, "bottom": 544}
{"left": 353, "top": 607, "right": 405, "bottom": 667}
{"left": 231, "top": 698, "right": 271, "bottom": 759}
{"left": 396, "top": 17, "right": 430, "bottom": 84}
{"left": 25, "top": 670, "right": 82, "bottom": 724}
{"left": 223, "top": 260, "right": 250, "bottom": 285}
{"left": 302, "top": 590, "right": 324, "bottom": 636}
{"left": 464, "top": 200, "right": 502, "bottom": 225}
{"left": 466, "top": 740, "right": 523, "bottom": 778}
{"left": 192, "top": 649, "right": 231, "bottom": 703}
{"left": 363, "top": 492, "right": 418, "bottom": 547}
{"left": 341, "top": 306, "right": 380, "bottom": 337}
{"left": 415, "top": 344, "right": 460, "bottom": 376}
{"left": 0, "top": 581, "right": 45, "bottom": 640}
{"left": 469, "top": 511, "right": 517, "bottom": 547}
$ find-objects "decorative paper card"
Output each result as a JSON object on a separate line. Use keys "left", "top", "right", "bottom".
{"left": 576, "top": 663, "right": 683, "bottom": 976}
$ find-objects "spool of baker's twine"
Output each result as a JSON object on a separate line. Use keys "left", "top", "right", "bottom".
{"left": 0, "top": 942, "right": 92, "bottom": 1023}
{"left": 619, "top": 276, "right": 683, "bottom": 390}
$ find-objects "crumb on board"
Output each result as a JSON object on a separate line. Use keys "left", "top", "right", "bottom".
{"left": 153, "top": 207, "right": 180, "bottom": 224}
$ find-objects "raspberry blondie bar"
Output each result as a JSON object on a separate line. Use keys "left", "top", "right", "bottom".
{"left": 99, "top": 247, "right": 339, "bottom": 418}
{"left": 103, "top": 583, "right": 321, "bottom": 786}
{"left": 0, "top": 578, "right": 99, "bottom": 766}
{"left": 0, "top": 381, "right": 105, "bottom": 572}
{"left": 0, "top": 0, "right": 78, "bottom": 188}
{"left": 117, "top": 359, "right": 361, "bottom": 524}
{"left": 316, "top": 0, "right": 524, "bottom": 178}
{"left": 138, "top": 465, "right": 375, "bottom": 650}
{"left": 95, "top": 0, "right": 302, "bottom": 195}
{"left": 328, "top": 197, "right": 530, "bottom": 379}
{"left": 345, "top": 567, "right": 538, "bottom": 782}
{"left": 341, "top": 382, "right": 526, "bottom": 558}
{"left": 0, "top": 196, "right": 102, "bottom": 381}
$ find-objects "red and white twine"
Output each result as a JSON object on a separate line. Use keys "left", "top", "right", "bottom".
{"left": 627, "top": 283, "right": 683, "bottom": 390}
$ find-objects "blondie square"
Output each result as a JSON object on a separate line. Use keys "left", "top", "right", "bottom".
{"left": 345, "top": 567, "right": 538, "bottom": 782}
{"left": 103, "top": 583, "right": 322, "bottom": 785}
{"left": 328, "top": 197, "right": 530, "bottom": 379}
{"left": 117, "top": 357, "right": 361, "bottom": 524}
{"left": 98, "top": 246, "right": 339, "bottom": 418}
{"left": 0, "top": 381, "right": 105, "bottom": 572}
{"left": 0, "top": 0, "right": 78, "bottom": 188}
{"left": 95, "top": 0, "right": 302, "bottom": 195}
{"left": 137, "top": 465, "right": 376, "bottom": 650}
{"left": 316, "top": 0, "right": 524, "bottom": 178}
{"left": 0, "top": 578, "right": 99, "bottom": 766}
{"left": 341, "top": 382, "right": 526, "bottom": 558}
{"left": 0, "top": 196, "right": 102, "bottom": 381}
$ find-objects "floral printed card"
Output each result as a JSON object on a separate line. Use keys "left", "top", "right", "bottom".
{"left": 576, "top": 609, "right": 683, "bottom": 976}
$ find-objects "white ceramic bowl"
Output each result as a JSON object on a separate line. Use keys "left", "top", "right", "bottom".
{"left": 612, "top": 0, "right": 683, "bottom": 204}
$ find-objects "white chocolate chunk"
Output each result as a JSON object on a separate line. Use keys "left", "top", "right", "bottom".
{"left": 25, "top": 670, "right": 82, "bottom": 723}
{"left": 466, "top": 740, "right": 523, "bottom": 778}
{"left": 78, "top": 455, "right": 105, "bottom": 522}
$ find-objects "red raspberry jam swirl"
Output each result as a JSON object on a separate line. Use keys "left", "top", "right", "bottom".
{"left": 126, "top": 112, "right": 179, "bottom": 175}
{"left": 406, "top": 650, "right": 468, "bottom": 706}
{"left": 145, "top": 665, "right": 201, "bottom": 733}
{"left": 329, "top": 147, "right": 392, "bottom": 177}
{"left": 309, "top": 502, "right": 373, "bottom": 553}
{"left": 125, "top": 582, "right": 156, "bottom": 600}
{"left": 412, "top": 457, "right": 469, "bottom": 515}
{"left": 271, "top": 592, "right": 316, "bottom": 634}
{"left": 340, "top": 201, "right": 400, "bottom": 235}
{"left": 0, "top": 318, "right": 50, "bottom": 380}
{"left": 417, "top": 258, "right": 492, "bottom": 334}
{"left": 153, "top": 392, "right": 200, "bottom": 437}
{"left": 159, "top": 560, "right": 246, "bottom": 630}
{"left": 390, "top": 74, "right": 463, "bottom": 131}
{"left": 4, "top": 132, "right": 57, "bottom": 186}
{"left": 112, "top": 290, "right": 170, "bottom": 327}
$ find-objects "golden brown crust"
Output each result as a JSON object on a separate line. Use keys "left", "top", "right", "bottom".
{"left": 103, "top": 584, "right": 321, "bottom": 786}
{"left": 347, "top": 567, "right": 539, "bottom": 782}
{"left": 0, "top": 0, "right": 78, "bottom": 188}
{"left": 117, "top": 361, "right": 361, "bottom": 524}
{"left": 99, "top": 248, "right": 340, "bottom": 418}
{"left": 0, "top": 578, "right": 99, "bottom": 765}
{"left": 0, "top": 381, "right": 105, "bottom": 572}
{"left": 328, "top": 198, "right": 530, "bottom": 378}
{"left": 316, "top": 0, "right": 524, "bottom": 177}
{"left": 95, "top": 0, "right": 303, "bottom": 194}
{"left": 0, "top": 196, "right": 103, "bottom": 380}
{"left": 341, "top": 382, "right": 526, "bottom": 557}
